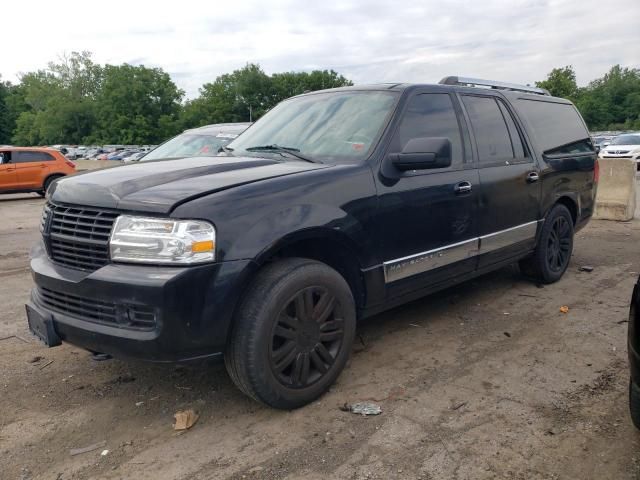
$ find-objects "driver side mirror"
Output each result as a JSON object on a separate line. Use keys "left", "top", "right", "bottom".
{"left": 390, "top": 137, "right": 452, "bottom": 171}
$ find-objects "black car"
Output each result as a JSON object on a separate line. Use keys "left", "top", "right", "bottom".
{"left": 629, "top": 279, "right": 640, "bottom": 428}
{"left": 139, "top": 123, "right": 251, "bottom": 161}
{"left": 26, "top": 77, "right": 598, "bottom": 409}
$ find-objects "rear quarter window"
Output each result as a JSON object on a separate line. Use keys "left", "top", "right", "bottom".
{"left": 512, "top": 98, "right": 591, "bottom": 154}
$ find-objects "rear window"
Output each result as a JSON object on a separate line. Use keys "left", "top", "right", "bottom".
{"left": 12, "top": 151, "right": 55, "bottom": 163}
{"left": 512, "top": 99, "right": 591, "bottom": 154}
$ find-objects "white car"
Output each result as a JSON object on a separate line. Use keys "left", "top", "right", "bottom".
{"left": 599, "top": 133, "right": 640, "bottom": 170}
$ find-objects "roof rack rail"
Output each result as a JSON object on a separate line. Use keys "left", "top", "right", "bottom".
{"left": 439, "top": 76, "right": 550, "bottom": 96}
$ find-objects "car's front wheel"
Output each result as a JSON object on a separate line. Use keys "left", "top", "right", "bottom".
{"left": 225, "top": 258, "right": 356, "bottom": 409}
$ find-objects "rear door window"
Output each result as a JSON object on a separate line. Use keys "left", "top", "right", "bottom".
{"left": 461, "top": 95, "right": 515, "bottom": 165}
{"left": 12, "top": 151, "right": 55, "bottom": 163}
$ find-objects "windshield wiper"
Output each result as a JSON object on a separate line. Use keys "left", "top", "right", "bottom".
{"left": 244, "top": 144, "right": 321, "bottom": 164}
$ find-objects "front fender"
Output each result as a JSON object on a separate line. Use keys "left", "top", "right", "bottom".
{"left": 223, "top": 203, "right": 377, "bottom": 267}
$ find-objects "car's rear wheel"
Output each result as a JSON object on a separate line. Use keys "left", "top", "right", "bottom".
{"left": 225, "top": 258, "right": 356, "bottom": 409}
{"left": 630, "top": 379, "right": 640, "bottom": 430}
{"left": 519, "top": 203, "right": 574, "bottom": 284}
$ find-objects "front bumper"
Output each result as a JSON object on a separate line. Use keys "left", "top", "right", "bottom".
{"left": 28, "top": 240, "right": 254, "bottom": 362}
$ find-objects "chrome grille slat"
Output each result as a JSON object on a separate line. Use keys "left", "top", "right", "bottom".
{"left": 44, "top": 202, "right": 117, "bottom": 271}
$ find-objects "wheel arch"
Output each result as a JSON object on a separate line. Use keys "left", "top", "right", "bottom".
{"left": 43, "top": 172, "right": 66, "bottom": 190}
{"left": 253, "top": 228, "right": 367, "bottom": 313}
{"left": 553, "top": 195, "right": 579, "bottom": 225}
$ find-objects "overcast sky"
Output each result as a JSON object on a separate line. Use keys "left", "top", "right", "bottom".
{"left": 3, "top": 0, "right": 639, "bottom": 98}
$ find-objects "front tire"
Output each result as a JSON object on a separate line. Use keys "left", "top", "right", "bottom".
{"left": 519, "top": 204, "right": 574, "bottom": 284}
{"left": 225, "top": 258, "right": 356, "bottom": 409}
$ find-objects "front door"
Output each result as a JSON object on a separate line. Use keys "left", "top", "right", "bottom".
{"left": 458, "top": 93, "right": 541, "bottom": 268}
{"left": 374, "top": 91, "right": 479, "bottom": 299}
{"left": 0, "top": 151, "right": 17, "bottom": 191}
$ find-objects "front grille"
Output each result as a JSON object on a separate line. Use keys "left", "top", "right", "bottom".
{"left": 603, "top": 155, "right": 633, "bottom": 159}
{"left": 44, "top": 203, "right": 119, "bottom": 271}
{"left": 37, "top": 287, "right": 156, "bottom": 330}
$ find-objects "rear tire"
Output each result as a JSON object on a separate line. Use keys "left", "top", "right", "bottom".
{"left": 225, "top": 258, "right": 356, "bottom": 409}
{"left": 519, "top": 204, "right": 574, "bottom": 284}
{"left": 630, "top": 379, "right": 640, "bottom": 430}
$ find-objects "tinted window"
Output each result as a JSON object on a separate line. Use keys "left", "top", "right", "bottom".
{"left": 13, "top": 151, "right": 55, "bottom": 163}
{"left": 497, "top": 101, "right": 526, "bottom": 158}
{"left": 512, "top": 99, "right": 590, "bottom": 153}
{"left": 462, "top": 96, "right": 514, "bottom": 163}
{"left": 394, "top": 93, "right": 463, "bottom": 164}
{"left": 547, "top": 139, "right": 594, "bottom": 155}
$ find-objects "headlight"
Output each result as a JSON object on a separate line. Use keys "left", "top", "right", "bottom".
{"left": 110, "top": 216, "right": 215, "bottom": 264}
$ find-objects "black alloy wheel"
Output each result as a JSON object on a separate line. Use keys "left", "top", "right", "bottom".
{"left": 269, "top": 286, "right": 345, "bottom": 388}
{"left": 546, "top": 215, "right": 572, "bottom": 273}
{"left": 225, "top": 258, "right": 356, "bottom": 409}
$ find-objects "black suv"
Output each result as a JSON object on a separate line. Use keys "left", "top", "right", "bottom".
{"left": 27, "top": 77, "right": 598, "bottom": 409}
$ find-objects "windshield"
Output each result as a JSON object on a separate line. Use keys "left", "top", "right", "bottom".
{"left": 142, "top": 132, "right": 238, "bottom": 161}
{"left": 227, "top": 91, "right": 398, "bottom": 163}
{"left": 610, "top": 134, "right": 640, "bottom": 146}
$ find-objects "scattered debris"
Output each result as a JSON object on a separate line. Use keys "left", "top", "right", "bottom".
{"left": 39, "top": 360, "right": 54, "bottom": 370}
{"left": 518, "top": 293, "right": 538, "bottom": 298}
{"left": 91, "top": 352, "right": 112, "bottom": 361}
{"left": 69, "top": 440, "right": 106, "bottom": 456}
{"left": 173, "top": 409, "right": 199, "bottom": 430}
{"left": 135, "top": 401, "right": 144, "bottom": 407}
{"left": 504, "top": 332, "right": 511, "bottom": 338}
{"left": 408, "top": 323, "right": 421, "bottom": 327}
{"left": 248, "top": 466, "right": 265, "bottom": 473}
{"left": 101, "top": 449, "right": 109, "bottom": 456}
{"left": 579, "top": 265, "right": 594, "bottom": 272}
{"left": 451, "top": 401, "right": 467, "bottom": 411}
{"left": 503, "top": 312, "right": 510, "bottom": 315}
{"left": 175, "top": 386, "right": 192, "bottom": 390}
{"left": 617, "top": 319, "right": 629, "bottom": 324}
{"left": 28, "top": 356, "right": 43, "bottom": 363}
{"left": 559, "top": 306, "right": 569, "bottom": 314}
{"left": 340, "top": 402, "right": 382, "bottom": 416}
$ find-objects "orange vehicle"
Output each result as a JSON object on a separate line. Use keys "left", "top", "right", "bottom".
{"left": 0, "top": 147, "right": 76, "bottom": 196}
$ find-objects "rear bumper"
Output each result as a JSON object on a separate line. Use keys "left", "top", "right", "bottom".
{"left": 28, "top": 239, "right": 254, "bottom": 362}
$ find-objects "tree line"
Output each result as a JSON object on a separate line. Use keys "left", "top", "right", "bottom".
{"left": 0, "top": 52, "right": 638, "bottom": 146}
{"left": 536, "top": 65, "right": 640, "bottom": 131}
{"left": 0, "top": 52, "right": 352, "bottom": 146}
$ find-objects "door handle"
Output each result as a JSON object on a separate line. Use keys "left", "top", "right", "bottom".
{"left": 454, "top": 181, "right": 472, "bottom": 195}
{"left": 526, "top": 172, "right": 540, "bottom": 183}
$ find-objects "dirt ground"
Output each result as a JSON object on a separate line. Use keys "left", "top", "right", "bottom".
{"left": 1, "top": 189, "right": 640, "bottom": 480}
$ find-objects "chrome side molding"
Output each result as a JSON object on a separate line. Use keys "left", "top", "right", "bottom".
{"left": 383, "top": 220, "right": 542, "bottom": 283}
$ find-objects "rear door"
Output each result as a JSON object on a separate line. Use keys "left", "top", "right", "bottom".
{"left": 0, "top": 151, "right": 18, "bottom": 191}
{"left": 374, "top": 90, "right": 480, "bottom": 298}
{"left": 13, "top": 150, "right": 56, "bottom": 189}
{"left": 459, "top": 93, "right": 541, "bottom": 268}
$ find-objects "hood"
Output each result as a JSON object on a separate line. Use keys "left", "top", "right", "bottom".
{"left": 49, "top": 156, "right": 329, "bottom": 213}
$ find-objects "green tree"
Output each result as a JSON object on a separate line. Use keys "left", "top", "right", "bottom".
{"left": 535, "top": 66, "right": 579, "bottom": 101}
{"left": 94, "top": 64, "right": 184, "bottom": 144}
{"left": 182, "top": 65, "right": 353, "bottom": 128}
{"left": 0, "top": 78, "right": 12, "bottom": 144}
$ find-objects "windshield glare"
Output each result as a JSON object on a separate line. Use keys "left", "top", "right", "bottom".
{"left": 610, "top": 135, "right": 640, "bottom": 146}
{"left": 227, "top": 91, "right": 398, "bottom": 162}
{"left": 142, "top": 133, "right": 234, "bottom": 161}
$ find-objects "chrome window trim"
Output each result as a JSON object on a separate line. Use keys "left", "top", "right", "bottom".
{"left": 383, "top": 219, "right": 543, "bottom": 283}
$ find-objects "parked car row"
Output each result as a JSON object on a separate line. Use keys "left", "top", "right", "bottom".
{"left": 595, "top": 132, "right": 640, "bottom": 170}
